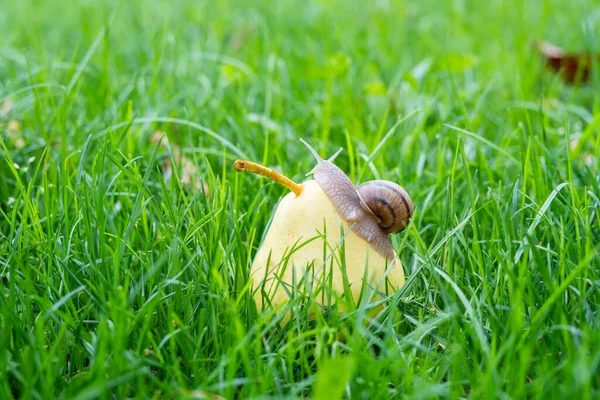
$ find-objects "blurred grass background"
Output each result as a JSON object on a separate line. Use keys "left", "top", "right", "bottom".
{"left": 1, "top": 0, "right": 599, "bottom": 398}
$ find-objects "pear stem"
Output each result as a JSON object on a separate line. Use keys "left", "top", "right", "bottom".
{"left": 234, "top": 160, "right": 303, "bottom": 196}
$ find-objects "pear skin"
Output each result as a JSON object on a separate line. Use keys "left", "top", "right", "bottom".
{"left": 251, "top": 180, "right": 405, "bottom": 317}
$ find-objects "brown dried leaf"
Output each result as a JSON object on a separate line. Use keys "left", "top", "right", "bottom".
{"left": 151, "top": 131, "right": 168, "bottom": 148}
{"left": 175, "top": 148, "right": 208, "bottom": 194}
{"left": 153, "top": 132, "right": 209, "bottom": 195}
{"left": 537, "top": 41, "right": 599, "bottom": 84}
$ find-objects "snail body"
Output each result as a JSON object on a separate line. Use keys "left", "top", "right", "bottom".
{"left": 301, "top": 139, "right": 413, "bottom": 260}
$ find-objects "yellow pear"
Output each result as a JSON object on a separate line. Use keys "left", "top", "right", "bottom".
{"left": 235, "top": 139, "right": 413, "bottom": 319}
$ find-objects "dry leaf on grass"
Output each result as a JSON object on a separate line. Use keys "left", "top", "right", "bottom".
{"left": 151, "top": 131, "right": 210, "bottom": 196}
{"left": 537, "top": 41, "right": 599, "bottom": 84}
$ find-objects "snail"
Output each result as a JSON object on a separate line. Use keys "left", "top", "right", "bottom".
{"left": 301, "top": 138, "right": 413, "bottom": 260}
{"left": 234, "top": 138, "right": 414, "bottom": 316}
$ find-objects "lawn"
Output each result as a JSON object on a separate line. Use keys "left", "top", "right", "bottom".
{"left": 1, "top": 0, "right": 600, "bottom": 398}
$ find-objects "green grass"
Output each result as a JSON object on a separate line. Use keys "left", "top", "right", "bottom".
{"left": 1, "top": 0, "right": 600, "bottom": 398}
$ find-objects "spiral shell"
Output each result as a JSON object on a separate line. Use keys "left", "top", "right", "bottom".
{"left": 356, "top": 180, "right": 413, "bottom": 234}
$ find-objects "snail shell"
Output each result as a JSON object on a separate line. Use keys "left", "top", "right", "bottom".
{"left": 300, "top": 139, "right": 413, "bottom": 260}
{"left": 357, "top": 180, "right": 413, "bottom": 235}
